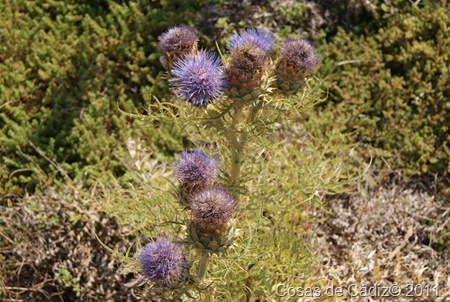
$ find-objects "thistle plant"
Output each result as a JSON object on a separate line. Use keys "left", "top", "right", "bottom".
{"left": 111, "top": 25, "right": 355, "bottom": 300}
{"left": 188, "top": 185, "right": 238, "bottom": 280}
{"left": 225, "top": 29, "right": 274, "bottom": 104}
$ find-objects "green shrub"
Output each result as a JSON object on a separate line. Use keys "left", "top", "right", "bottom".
{"left": 206, "top": 1, "right": 449, "bottom": 179}
{"left": 0, "top": 0, "right": 204, "bottom": 199}
{"left": 318, "top": 3, "right": 449, "bottom": 176}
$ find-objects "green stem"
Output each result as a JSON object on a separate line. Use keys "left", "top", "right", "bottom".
{"left": 229, "top": 105, "right": 244, "bottom": 182}
{"left": 197, "top": 250, "right": 210, "bottom": 281}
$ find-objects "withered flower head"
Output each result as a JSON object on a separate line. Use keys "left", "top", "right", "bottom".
{"left": 281, "top": 38, "right": 318, "bottom": 70}
{"left": 158, "top": 25, "right": 198, "bottom": 54}
{"left": 190, "top": 186, "right": 238, "bottom": 233}
{"left": 227, "top": 29, "right": 274, "bottom": 72}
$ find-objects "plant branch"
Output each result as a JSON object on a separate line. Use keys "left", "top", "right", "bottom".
{"left": 197, "top": 250, "right": 210, "bottom": 281}
{"left": 229, "top": 104, "right": 244, "bottom": 183}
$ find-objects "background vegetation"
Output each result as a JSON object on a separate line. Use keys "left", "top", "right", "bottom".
{"left": 1, "top": 0, "right": 448, "bottom": 300}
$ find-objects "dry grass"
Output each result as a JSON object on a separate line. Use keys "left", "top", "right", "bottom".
{"left": 311, "top": 185, "right": 450, "bottom": 301}
{"left": 0, "top": 192, "right": 137, "bottom": 302}
{"left": 1, "top": 184, "right": 448, "bottom": 301}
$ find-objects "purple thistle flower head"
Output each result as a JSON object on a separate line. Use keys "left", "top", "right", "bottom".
{"left": 175, "top": 150, "right": 218, "bottom": 191}
{"left": 169, "top": 51, "right": 227, "bottom": 107}
{"left": 191, "top": 186, "right": 238, "bottom": 233}
{"left": 281, "top": 38, "right": 318, "bottom": 70}
{"left": 158, "top": 25, "right": 198, "bottom": 54}
{"left": 139, "top": 237, "right": 186, "bottom": 286}
{"left": 227, "top": 29, "right": 274, "bottom": 54}
{"left": 227, "top": 29, "right": 274, "bottom": 72}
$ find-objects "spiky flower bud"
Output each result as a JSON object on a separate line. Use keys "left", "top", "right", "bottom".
{"left": 225, "top": 29, "right": 275, "bottom": 103}
{"left": 175, "top": 150, "right": 218, "bottom": 195}
{"left": 170, "top": 51, "right": 227, "bottom": 107}
{"left": 190, "top": 186, "right": 238, "bottom": 234}
{"left": 276, "top": 38, "right": 318, "bottom": 94}
{"left": 158, "top": 25, "right": 198, "bottom": 69}
{"left": 139, "top": 237, "right": 187, "bottom": 287}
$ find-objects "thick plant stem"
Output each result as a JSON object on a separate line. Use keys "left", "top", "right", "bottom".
{"left": 229, "top": 105, "right": 244, "bottom": 182}
{"left": 197, "top": 250, "right": 210, "bottom": 281}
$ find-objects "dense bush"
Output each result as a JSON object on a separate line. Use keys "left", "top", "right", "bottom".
{"left": 318, "top": 2, "right": 449, "bottom": 176}
{"left": 0, "top": 0, "right": 203, "bottom": 199}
